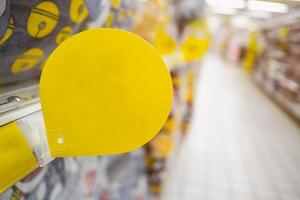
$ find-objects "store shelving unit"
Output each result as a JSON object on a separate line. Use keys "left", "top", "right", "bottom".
{"left": 251, "top": 9, "right": 300, "bottom": 122}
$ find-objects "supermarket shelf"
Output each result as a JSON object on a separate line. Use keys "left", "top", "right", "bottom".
{"left": 252, "top": 77, "right": 300, "bottom": 125}
{"left": 253, "top": 10, "right": 300, "bottom": 122}
{"left": 0, "top": 102, "right": 41, "bottom": 127}
{"left": 260, "top": 8, "right": 300, "bottom": 30}
{"left": 0, "top": 82, "right": 40, "bottom": 126}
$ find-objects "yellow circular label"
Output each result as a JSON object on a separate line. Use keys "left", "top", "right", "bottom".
{"left": 70, "top": 0, "right": 89, "bottom": 24}
{"left": 55, "top": 26, "right": 73, "bottom": 45}
{"left": 11, "top": 48, "right": 44, "bottom": 73}
{"left": 40, "top": 28, "right": 173, "bottom": 157}
{"left": 0, "top": 17, "right": 14, "bottom": 46}
{"left": 27, "top": 1, "right": 59, "bottom": 38}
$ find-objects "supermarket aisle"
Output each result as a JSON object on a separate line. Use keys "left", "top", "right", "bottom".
{"left": 162, "top": 54, "right": 300, "bottom": 200}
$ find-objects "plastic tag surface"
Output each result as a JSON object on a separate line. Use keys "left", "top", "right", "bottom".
{"left": 40, "top": 28, "right": 173, "bottom": 157}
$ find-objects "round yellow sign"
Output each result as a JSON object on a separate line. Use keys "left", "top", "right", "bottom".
{"left": 40, "top": 28, "right": 173, "bottom": 157}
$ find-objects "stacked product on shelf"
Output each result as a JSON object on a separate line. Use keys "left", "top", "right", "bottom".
{"left": 247, "top": 11, "right": 300, "bottom": 121}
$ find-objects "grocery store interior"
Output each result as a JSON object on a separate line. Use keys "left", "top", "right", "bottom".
{"left": 1, "top": 0, "right": 300, "bottom": 199}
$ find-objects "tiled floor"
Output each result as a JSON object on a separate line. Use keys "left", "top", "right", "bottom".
{"left": 162, "top": 54, "right": 300, "bottom": 200}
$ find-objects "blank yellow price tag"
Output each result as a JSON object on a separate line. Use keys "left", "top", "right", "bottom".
{"left": 0, "top": 122, "right": 38, "bottom": 193}
{"left": 40, "top": 28, "right": 173, "bottom": 157}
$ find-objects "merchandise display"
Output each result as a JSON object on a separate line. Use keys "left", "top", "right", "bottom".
{"left": 0, "top": 150, "right": 148, "bottom": 200}
{"left": 140, "top": 9, "right": 208, "bottom": 198}
{"left": 0, "top": 0, "right": 106, "bottom": 85}
{"left": 247, "top": 11, "right": 300, "bottom": 121}
{"left": 215, "top": 8, "right": 300, "bottom": 122}
{"left": 0, "top": 0, "right": 208, "bottom": 199}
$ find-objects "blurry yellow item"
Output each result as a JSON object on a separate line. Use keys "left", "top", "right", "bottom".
{"left": 27, "top": 1, "right": 59, "bottom": 38}
{"left": 149, "top": 185, "right": 161, "bottom": 194}
{"left": 127, "top": 9, "right": 133, "bottom": 18}
{"left": 181, "top": 122, "right": 189, "bottom": 132}
{"left": 190, "top": 19, "right": 203, "bottom": 29}
{"left": 181, "top": 35, "right": 207, "bottom": 62}
{"left": 0, "top": 122, "right": 38, "bottom": 193}
{"left": 172, "top": 76, "right": 181, "bottom": 87}
{"left": 151, "top": 134, "right": 172, "bottom": 157}
{"left": 111, "top": 0, "right": 121, "bottom": 9}
{"left": 278, "top": 26, "right": 289, "bottom": 40}
{"left": 150, "top": 0, "right": 165, "bottom": 9}
{"left": 163, "top": 117, "right": 175, "bottom": 133}
{"left": 0, "top": 17, "right": 14, "bottom": 46}
{"left": 105, "top": 12, "right": 114, "bottom": 27}
{"left": 244, "top": 31, "right": 258, "bottom": 74}
{"left": 55, "top": 26, "right": 73, "bottom": 45}
{"left": 153, "top": 30, "right": 176, "bottom": 55}
{"left": 11, "top": 48, "right": 44, "bottom": 74}
{"left": 70, "top": 0, "right": 89, "bottom": 24}
{"left": 40, "top": 28, "right": 173, "bottom": 157}
{"left": 186, "top": 70, "right": 195, "bottom": 102}
{"left": 118, "top": 9, "right": 126, "bottom": 22}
